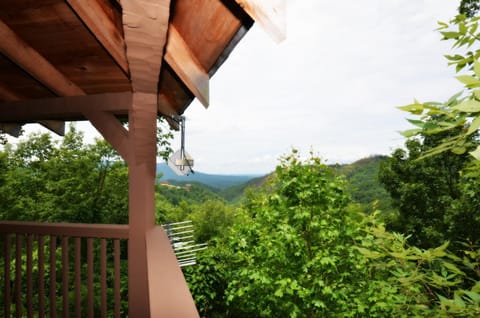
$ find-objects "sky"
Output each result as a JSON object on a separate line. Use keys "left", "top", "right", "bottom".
{"left": 18, "top": 0, "right": 464, "bottom": 175}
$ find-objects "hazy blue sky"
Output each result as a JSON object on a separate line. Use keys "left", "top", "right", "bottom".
{"left": 18, "top": 0, "right": 464, "bottom": 174}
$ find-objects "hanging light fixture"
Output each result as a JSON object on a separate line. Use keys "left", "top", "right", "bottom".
{"left": 168, "top": 115, "right": 194, "bottom": 176}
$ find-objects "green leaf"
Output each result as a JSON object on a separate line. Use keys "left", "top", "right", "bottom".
{"left": 456, "top": 62, "right": 467, "bottom": 73}
{"left": 452, "top": 146, "right": 467, "bottom": 155}
{"left": 440, "top": 31, "right": 460, "bottom": 39}
{"left": 453, "top": 100, "right": 480, "bottom": 112}
{"left": 473, "top": 90, "right": 480, "bottom": 100}
{"left": 464, "top": 290, "right": 480, "bottom": 303}
{"left": 437, "top": 21, "right": 449, "bottom": 28}
{"left": 467, "top": 116, "right": 480, "bottom": 135}
{"left": 456, "top": 75, "right": 480, "bottom": 86}
{"left": 469, "top": 145, "right": 480, "bottom": 160}
{"left": 472, "top": 281, "right": 480, "bottom": 293}
{"left": 397, "top": 103, "right": 424, "bottom": 115}
{"left": 400, "top": 129, "right": 422, "bottom": 138}
{"left": 471, "top": 22, "right": 479, "bottom": 34}
{"left": 312, "top": 300, "right": 325, "bottom": 309}
{"left": 419, "top": 144, "right": 452, "bottom": 159}
{"left": 447, "top": 91, "right": 464, "bottom": 105}
{"left": 445, "top": 54, "right": 465, "bottom": 61}
{"left": 406, "top": 118, "right": 425, "bottom": 128}
{"left": 474, "top": 60, "right": 480, "bottom": 78}
{"left": 454, "top": 293, "right": 466, "bottom": 308}
{"left": 443, "top": 261, "right": 465, "bottom": 276}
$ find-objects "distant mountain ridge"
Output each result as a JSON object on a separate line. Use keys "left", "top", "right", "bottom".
{"left": 156, "top": 163, "right": 261, "bottom": 190}
{"left": 157, "top": 156, "right": 393, "bottom": 207}
{"left": 332, "top": 155, "right": 393, "bottom": 210}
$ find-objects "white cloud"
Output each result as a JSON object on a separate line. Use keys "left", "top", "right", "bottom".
{"left": 179, "top": 0, "right": 462, "bottom": 174}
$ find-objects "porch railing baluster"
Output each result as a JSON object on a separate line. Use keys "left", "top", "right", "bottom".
{"left": 74, "top": 237, "right": 81, "bottom": 318}
{"left": 38, "top": 235, "right": 45, "bottom": 318}
{"left": 26, "top": 234, "right": 33, "bottom": 318}
{"left": 4, "top": 234, "right": 11, "bottom": 317}
{"left": 50, "top": 235, "right": 57, "bottom": 318}
{"left": 100, "top": 238, "right": 107, "bottom": 318}
{"left": 62, "top": 236, "right": 69, "bottom": 318}
{"left": 15, "top": 234, "right": 22, "bottom": 318}
{"left": 0, "top": 222, "right": 128, "bottom": 317}
{"left": 114, "top": 239, "right": 121, "bottom": 318}
{"left": 87, "top": 237, "right": 94, "bottom": 318}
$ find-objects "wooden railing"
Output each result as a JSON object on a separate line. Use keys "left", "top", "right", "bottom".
{"left": 0, "top": 221, "right": 129, "bottom": 318}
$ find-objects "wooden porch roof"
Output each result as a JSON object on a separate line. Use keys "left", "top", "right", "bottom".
{"left": 0, "top": 2, "right": 285, "bottom": 316}
{"left": 0, "top": 0, "right": 285, "bottom": 135}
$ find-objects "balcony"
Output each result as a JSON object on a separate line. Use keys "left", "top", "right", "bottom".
{"left": 0, "top": 221, "right": 197, "bottom": 317}
{"left": 1, "top": 221, "right": 128, "bottom": 317}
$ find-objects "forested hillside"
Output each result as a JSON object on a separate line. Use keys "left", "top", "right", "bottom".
{"left": 333, "top": 155, "right": 393, "bottom": 211}
{"left": 214, "top": 155, "right": 393, "bottom": 208}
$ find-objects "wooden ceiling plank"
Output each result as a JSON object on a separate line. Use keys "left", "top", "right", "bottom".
{"left": 0, "top": 92, "right": 132, "bottom": 122}
{"left": 0, "top": 83, "right": 23, "bottom": 136}
{"left": 66, "top": 0, "right": 129, "bottom": 75}
{"left": 0, "top": 83, "right": 23, "bottom": 101}
{"left": 234, "top": 0, "right": 286, "bottom": 43}
{"left": 164, "top": 26, "right": 209, "bottom": 108}
{"left": 0, "top": 19, "right": 85, "bottom": 97}
{"left": 158, "top": 93, "right": 179, "bottom": 130}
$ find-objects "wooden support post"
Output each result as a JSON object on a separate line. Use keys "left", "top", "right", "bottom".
{"left": 127, "top": 93, "right": 158, "bottom": 317}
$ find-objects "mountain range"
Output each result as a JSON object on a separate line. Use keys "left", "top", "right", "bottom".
{"left": 157, "top": 156, "right": 392, "bottom": 208}
{"left": 156, "top": 163, "right": 261, "bottom": 190}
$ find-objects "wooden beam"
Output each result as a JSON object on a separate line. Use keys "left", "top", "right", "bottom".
{"left": 0, "top": 19, "right": 85, "bottom": 96}
{"left": 65, "top": 0, "right": 129, "bottom": 74}
{"left": 164, "top": 26, "right": 209, "bottom": 108}
{"left": 0, "top": 221, "right": 129, "bottom": 239}
{"left": 0, "top": 123, "right": 22, "bottom": 137}
{"left": 146, "top": 227, "right": 200, "bottom": 318}
{"left": 0, "top": 84, "right": 65, "bottom": 136}
{"left": 0, "top": 92, "right": 132, "bottom": 122}
{"left": 38, "top": 121, "right": 65, "bottom": 136}
{"left": 235, "top": 0, "right": 286, "bottom": 43}
{"left": 120, "top": 0, "right": 171, "bottom": 94}
{"left": 82, "top": 109, "right": 130, "bottom": 161}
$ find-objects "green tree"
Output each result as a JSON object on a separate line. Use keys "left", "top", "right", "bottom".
{"left": 460, "top": 0, "right": 480, "bottom": 17}
{"left": 393, "top": 8, "right": 480, "bottom": 251}
{"left": 223, "top": 151, "right": 373, "bottom": 317}
{"left": 399, "top": 10, "right": 480, "bottom": 160}
{"left": 378, "top": 134, "right": 480, "bottom": 249}
{"left": 178, "top": 150, "right": 480, "bottom": 317}
{"left": 0, "top": 126, "right": 129, "bottom": 224}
